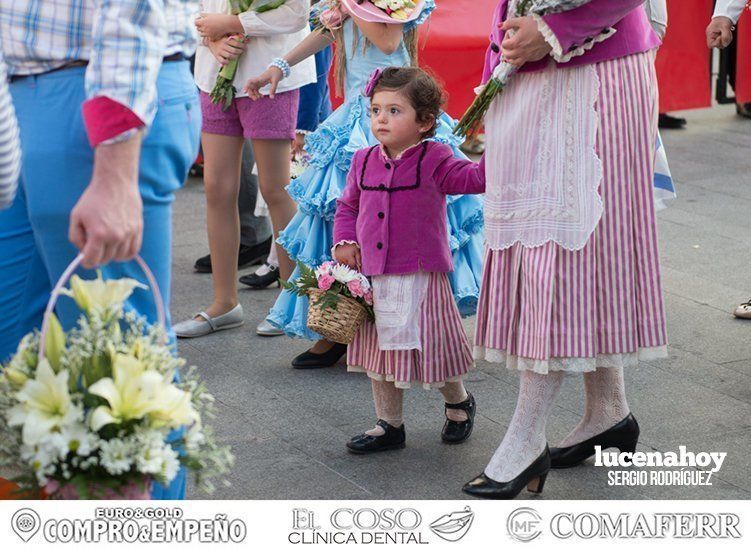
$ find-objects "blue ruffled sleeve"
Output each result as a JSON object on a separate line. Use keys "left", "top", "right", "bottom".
{"left": 404, "top": 0, "right": 435, "bottom": 32}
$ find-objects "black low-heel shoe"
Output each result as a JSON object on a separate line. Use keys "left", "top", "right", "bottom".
{"left": 550, "top": 413, "right": 639, "bottom": 469}
{"left": 292, "top": 343, "right": 347, "bottom": 369}
{"left": 238, "top": 264, "right": 280, "bottom": 289}
{"left": 462, "top": 446, "right": 550, "bottom": 500}
{"left": 441, "top": 393, "right": 476, "bottom": 444}
{"left": 347, "top": 420, "right": 406, "bottom": 454}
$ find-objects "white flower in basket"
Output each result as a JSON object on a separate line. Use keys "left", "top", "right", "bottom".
{"left": 0, "top": 254, "right": 233, "bottom": 499}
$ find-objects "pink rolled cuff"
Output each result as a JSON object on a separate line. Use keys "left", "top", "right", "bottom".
{"left": 81, "top": 96, "right": 145, "bottom": 147}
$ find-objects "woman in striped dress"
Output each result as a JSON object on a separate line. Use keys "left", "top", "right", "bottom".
{"left": 463, "top": 0, "right": 668, "bottom": 499}
{"left": 0, "top": 52, "right": 21, "bottom": 210}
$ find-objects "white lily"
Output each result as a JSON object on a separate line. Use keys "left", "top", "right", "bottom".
{"left": 149, "top": 383, "right": 199, "bottom": 429}
{"left": 60, "top": 272, "right": 146, "bottom": 319}
{"left": 7, "top": 360, "right": 82, "bottom": 445}
{"left": 88, "top": 354, "right": 163, "bottom": 431}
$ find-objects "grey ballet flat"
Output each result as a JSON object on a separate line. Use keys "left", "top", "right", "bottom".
{"left": 173, "top": 304, "right": 244, "bottom": 338}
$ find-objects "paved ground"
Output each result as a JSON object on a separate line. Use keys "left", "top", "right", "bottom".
{"left": 173, "top": 103, "right": 751, "bottom": 500}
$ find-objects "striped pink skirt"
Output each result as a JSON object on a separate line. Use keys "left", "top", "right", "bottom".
{"left": 474, "top": 52, "right": 668, "bottom": 374}
{"left": 348, "top": 272, "right": 474, "bottom": 389}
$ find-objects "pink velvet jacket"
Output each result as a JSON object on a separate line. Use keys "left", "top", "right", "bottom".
{"left": 482, "top": 0, "right": 661, "bottom": 83}
{"left": 333, "top": 141, "right": 485, "bottom": 276}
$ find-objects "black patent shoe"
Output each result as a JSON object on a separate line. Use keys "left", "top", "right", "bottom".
{"left": 347, "top": 420, "right": 406, "bottom": 454}
{"left": 441, "top": 393, "right": 476, "bottom": 444}
{"left": 292, "top": 343, "right": 347, "bottom": 369}
{"left": 658, "top": 113, "right": 687, "bottom": 130}
{"left": 550, "top": 413, "right": 639, "bottom": 469}
{"left": 462, "top": 446, "right": 550, "bottom": 500}
{"left": 194, "top": 238, "right": 271, "bottom": 273}
{"left": 239, "top": 263, "right": 280, "bottom": 289}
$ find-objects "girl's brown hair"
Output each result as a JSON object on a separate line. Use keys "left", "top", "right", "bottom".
{"left": 367, "top": 66, "right": 444, "bottom": 138}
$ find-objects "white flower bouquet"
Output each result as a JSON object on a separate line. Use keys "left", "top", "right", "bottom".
{"left": 0, "top": 256, "right": 233, "bottom": 499}
{"left": 283, "top": 261, "right": 374, "bottom": 344}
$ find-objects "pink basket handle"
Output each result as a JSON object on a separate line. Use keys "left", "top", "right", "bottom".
{"left": 38, "top": 253, "right": 167, "bottom": 360}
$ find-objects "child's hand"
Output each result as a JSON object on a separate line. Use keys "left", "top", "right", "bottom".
{"left": 196, "top": 13, "right": 244, "bottom": 43}
{"left": 243, "top": 67, "right": 283, "bottom": 100}
{"left": 334, "top": 243, "right": 361, "bottom": 270}
{"left": 706, "top": 16, "right": 734, "bottom": 49}
{"left": 208, "top": 35, "right": 246, "bottom": 66}
{"left": 291, "top": 132, "right": 306, "bottom": 160}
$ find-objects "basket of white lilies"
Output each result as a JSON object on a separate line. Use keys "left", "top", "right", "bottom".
{"left": 0, "top": 255, "right": 233, "bottom": 499}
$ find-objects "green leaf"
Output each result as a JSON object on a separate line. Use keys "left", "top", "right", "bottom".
{"left": 82, "top": 352, "right": 111, "bottom": 388}
{"left": 249, "top": 0, "right": 287, "bottom": 12}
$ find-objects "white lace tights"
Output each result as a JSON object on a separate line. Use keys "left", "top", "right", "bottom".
{"left": 485, "top": 370, "right": 564, "bottom": 482}
{"left": 365, "top": 380, "right": 469, "bottom": 436}
{"left": 556, "top": 366, "right": 630, "bottom": 447}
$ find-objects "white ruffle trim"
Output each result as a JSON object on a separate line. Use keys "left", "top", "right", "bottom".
{"left": 473, "top": 346, "right": 668, "bottom": 374}
{"left": 330, "top": 240, "right": 360, "bottom": 259}
{"left": 347, "top": 365, "right": 470, "bottom": 391}
{"left": 533, "top": 14, "right": 617, "bottom": 64}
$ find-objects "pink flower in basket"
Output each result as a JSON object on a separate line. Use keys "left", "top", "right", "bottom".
{"left": 364, "top": 291, "right": 374, "bottom": 306}
{"left": 347, "top": 278, "right": 366, "bottom": 298}
{"left": 318, "top": 274, "right": 335, "bottom": 291}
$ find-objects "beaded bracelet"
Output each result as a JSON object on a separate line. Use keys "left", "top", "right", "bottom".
{"left": 269, "top": 58, "right": 291, "bottom": 79}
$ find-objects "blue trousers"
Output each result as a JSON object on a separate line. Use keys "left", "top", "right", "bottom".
{"left": 0, "top": 61, "right": 201, "bottom": 499}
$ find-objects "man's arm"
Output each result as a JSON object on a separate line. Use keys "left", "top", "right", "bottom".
{"left": 713, "top": 0, "right": 747, "bottom": 24}
{"left": 73, "top": 0, "right": 169, "bottom": 268}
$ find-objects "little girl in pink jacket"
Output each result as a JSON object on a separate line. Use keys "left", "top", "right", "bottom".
{"left": 333, "top": 67, "right": 485, "bottom": 454}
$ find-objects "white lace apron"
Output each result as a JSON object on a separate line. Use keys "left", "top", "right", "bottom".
{"left": 372, "top": 272, "right": 430, "bottom": 351}
{"left": 484, "top": 48, "right": 603, "bottom": 251}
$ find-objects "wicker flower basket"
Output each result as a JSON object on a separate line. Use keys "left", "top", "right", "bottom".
{"left": 307, "top": 289, "right": 368, "bottom": 344}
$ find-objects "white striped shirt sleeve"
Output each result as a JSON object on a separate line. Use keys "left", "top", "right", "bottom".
{"left": 0, "top": 53, "right": 21, "bottom": 210}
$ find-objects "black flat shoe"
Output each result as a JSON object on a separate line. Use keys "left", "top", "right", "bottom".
{"left": 346, "top": 420, "right": 406, "bottom": 454}
{"left": 239, "top": 263, "right": 280, "bottom": 289}
{"left": 194, "top": 237, "right": 271, "bottom": 273}
{"left": 658, "top": 113, "right": 687, "bottom": 130}
{"left": 737, "top": 102, "right": 751, "bottom": 119}
{"left": 462, "top": 446, "right": 550, "bottom": 500}
{"left": 550, "top": 413, "right": 639, "bottom": 469}
{"left": 441, "top": 392, "right": 476, "bottom": 444}
{"left": 292, "top": 343, "right": 347, "bottom": 369}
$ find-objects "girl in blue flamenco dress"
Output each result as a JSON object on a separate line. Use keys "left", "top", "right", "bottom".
{"left": 244, "top": 0, "right": 484, "bottom": 368}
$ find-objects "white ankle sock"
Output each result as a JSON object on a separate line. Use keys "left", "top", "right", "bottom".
{"left": 484, "top": 370, "right": 564, "bottom": 482}
{"left": 556, "top": 366, "right": 630, "bottom": 448}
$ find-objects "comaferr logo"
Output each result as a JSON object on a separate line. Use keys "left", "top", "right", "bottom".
{"left": 551, "top": 513, "right": 741, "bottom": 539}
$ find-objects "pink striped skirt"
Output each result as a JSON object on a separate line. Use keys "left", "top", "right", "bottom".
{"left": 474, "top": 52, "right": 668, "bottom": 374}
{"left": 348, "top": 272, "right": 474, "bottom": 389}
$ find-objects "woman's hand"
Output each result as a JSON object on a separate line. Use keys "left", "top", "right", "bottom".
{"left": 196, "top": 13, "right": 244, "bottom": 42}
{"left": 334, "top": 243, "right": 361, "bottom": 270}
{"left": 208, "top": 35, "right": 246, "bottom": 66}
{"left": 243, "top": 66, "right": 283, "bottom": 100}
{"left": 706, "top": 16, "right": 734, "bottom": 49}
{"left": 500, "top": 17, "right": 552, "bottom": 67}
